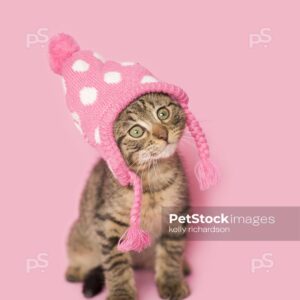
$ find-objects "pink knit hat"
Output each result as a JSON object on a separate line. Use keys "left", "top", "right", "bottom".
{"left": 49, "top": 33, "right": 219, "bottom": 252}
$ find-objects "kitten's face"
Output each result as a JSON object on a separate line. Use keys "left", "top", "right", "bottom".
{"left": 114, "top": 93, "right": 186, "bottom": 170}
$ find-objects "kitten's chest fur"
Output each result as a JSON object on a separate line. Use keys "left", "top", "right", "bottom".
{"left": 98, "top": 153, "right": 188, "bottom": 240}
{"left": 138, "top": 154, "right": 188, "bottom": 239}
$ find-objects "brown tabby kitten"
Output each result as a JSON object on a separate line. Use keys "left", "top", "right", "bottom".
{"left": 66, "top": 93, "right": 191, "bottom": 300}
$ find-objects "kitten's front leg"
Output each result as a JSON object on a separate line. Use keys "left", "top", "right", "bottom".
{"left": 155, "top": 234, "right": 190, "bottom": 300}
{"left": 101, "top": 232, "right": 136, "bottom": 300}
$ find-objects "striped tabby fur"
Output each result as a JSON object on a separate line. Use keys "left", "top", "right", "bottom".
{"left": 66, "top": 93, "right": 191, "bottom": 300}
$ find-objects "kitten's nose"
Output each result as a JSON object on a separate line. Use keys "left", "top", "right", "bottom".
{"left": 152, "top": 124, "right": 168, "bottom": 142}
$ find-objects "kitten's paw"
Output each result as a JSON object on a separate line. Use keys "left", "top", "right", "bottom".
{"left": 156, "top": 279, "right": 190, "bottom": 300}
{"left": 82, "top": 266, "right": 105, "bottom": 298}
{"left": 106, "top": 289, "right": 136, "bottom": 300}
{"left": 106, "top": 294, "right": 135, "bottom": 300}
{"left": 65, "top": 266, "right": 84, "bottom": 282}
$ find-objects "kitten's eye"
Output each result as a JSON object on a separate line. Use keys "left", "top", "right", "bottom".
{"left": 157, "top": 107, "right": 170, "bottom": 121}
{"left": 129, "top": 125, "right": 144, "bottom": 138}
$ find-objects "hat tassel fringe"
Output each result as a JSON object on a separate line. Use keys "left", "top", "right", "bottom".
{"left": 195, "top": 158, "right": 219, "bottom": 191}
{"left": 117, "top": 225, "right": 151, "bottom": 252}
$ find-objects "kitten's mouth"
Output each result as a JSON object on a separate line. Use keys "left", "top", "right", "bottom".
{"left": 139, "top": 143, "right": 177, "bottom": 163}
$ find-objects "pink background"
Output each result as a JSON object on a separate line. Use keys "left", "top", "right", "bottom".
{"left": 1, "top": 0, "right": 299, "bottom": 299}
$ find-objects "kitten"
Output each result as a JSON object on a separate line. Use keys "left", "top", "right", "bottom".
{"left": 65, "top": 93, "right": 191, "bottom": 300}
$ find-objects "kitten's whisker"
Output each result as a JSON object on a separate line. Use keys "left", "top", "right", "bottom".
{"left": 181, "top": 136, "right": 195, "bottom": 146}
{"left": 153, "top": 159, "right": 159, "bottom": 179}
{"left": 146, "top": 161, "right": 151, "bottom": 195}
{"left": 182, "top": 134, "right": 194, "bottom": 140}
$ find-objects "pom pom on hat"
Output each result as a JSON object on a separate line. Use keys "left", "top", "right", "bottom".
{"left": 49, "top": 33, "right": 80, "bottom": 75}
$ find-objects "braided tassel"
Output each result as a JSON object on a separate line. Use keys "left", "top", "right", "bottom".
{"left": 184, "top": 108, "right": 219, "bottom": 190}
{"left": 117, "top": 172, "right": 151, "bottom": 252}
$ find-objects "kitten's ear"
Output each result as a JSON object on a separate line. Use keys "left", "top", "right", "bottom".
{"left": 49, "top": 33, "right": 80, "bottom": 75}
